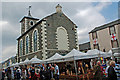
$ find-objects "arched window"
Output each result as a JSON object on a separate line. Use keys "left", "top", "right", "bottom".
{"left": 26, "top": 36, "right": 29, "bottom": 54}
{"left": 57, "top": 27, "right": 69, "bottom": 50}
{"left": 33, "top": 30, "right": 37, "bottom": 52}
{"left": 20, "top": 40, "right": 22, "bottom": 56}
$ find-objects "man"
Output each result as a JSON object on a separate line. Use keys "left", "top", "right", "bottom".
{"left": 2, "top": 69, "right": 5, "bottom": 80}
{"left": 16, "top": 69, "right": 21, "bottom": 80}
{"left": 25, "top": 65, "right": 29, "bottom": 79}
{"left": 93, "top": 61, "right": 104, "bottom": 80}
{"left": 54, "top": 63, "right": 59, "bottom": 80}
{"left": 48, "top": 64, "right": 53, "bottom": 79}
{"left": 30, "top": 66, "right": 35, "bottom": 80}
{"left": 6, "top": 67, "right": 12, "bottom": 80}
{"left": 108, "top": 61, "right": 117, "bottom": 80}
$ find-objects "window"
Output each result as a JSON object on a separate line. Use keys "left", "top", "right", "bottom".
{"left": 29, "top": 21, "right": 34, "bottom": 26}
{"left": 92, "top": 32, "right": 97, "bottom": 39}
{"left": 20, "top": 40, "right": 23, "bottom": 56}
{"left": 26, "top": 36, "right": 29, "bottom": 54}
{"left": 57, "top": 27, "right": 69, "bottom": 50}
{"left": 93, "top": 44, "right": 99, "bottom": 50}
{"left": 33, "top": 30, "right": 37, "bottom": 52}
{"left": 109, "top": 26, "right": 116, "bottom": 35}
{"left": 103, "top": 49, "right": 106, "bottom": 52}
{"left": 111, "top": 40, "right": 119, "bottom": 48}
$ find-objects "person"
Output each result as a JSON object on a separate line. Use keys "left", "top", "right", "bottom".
{"left": 48, "top": 64, "right": 53, "bottom": 79}
{"left": 105, "top": 59, "right": 109, "bottom": 66}
{"left": 10, "top": 67, "right": 14, "bottom": 80}
{"left": 6, "top": 67, "right": 12, "bottom": 80}
{"left": 17, "top": 67, "right": 22, "bottom": 75}
{"left": 32, "top": 69, "right": 40, "bottom": 80}
{"left": 108, "top": 61, "right": 117, "bottom": 80}
{"left": 66, "top": 63, "right": 72, "bottom": 75}
{"left": 40, "top": 66, "right": 45, "bottom": 80}
{"left": 25, "top": 65, "right": 29, "bottom": 79}
{"left": 93, "top": 61, "right": 104, "bottom": 80}
{"left": 22, "top": 68, "right": 26, "bottom": 80}
{"left": 13, "top": 68, "right": 17, "bottom": 79}
{"left": 35, "top": 69, "right": 40, "bottom": 80}
{"left": 61, "top": 67, "right": 66, "bottom": 75}
{"left": 105, "top": 61, "right": 110, "bottom": 77}
{"left": 115, "top": 64, "right": 120, "bottom": 80}
{"left": 84, "top": 64, "right": 89, "bottom": 74}
{"left": 16, "top": 69, "right": 21, "bottom": 80}
{"left": 78, "top": 62, "right": 83, "bottom": 75}
{"left": 54, "top": 63, "right": 59, "bottom": 80}
{"left": 30, "top": 66, "right": 35, "bottom": 80}
{"left": 2, "top": 69, "right": 5, "bottom": 80}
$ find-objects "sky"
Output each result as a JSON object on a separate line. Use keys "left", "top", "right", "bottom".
{"left": 0, "top": 1, "right": 119, "bottom": 62}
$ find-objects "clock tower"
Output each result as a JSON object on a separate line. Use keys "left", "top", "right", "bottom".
{"left": 20, "top": 6, "right": 39, "bottom": 34}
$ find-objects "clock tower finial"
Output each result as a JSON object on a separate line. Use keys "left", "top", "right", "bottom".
{"left": 28, "top": 6, "right": 32, "bottom": 17}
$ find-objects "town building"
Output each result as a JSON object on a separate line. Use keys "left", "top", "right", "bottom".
{"left": 2, "top": 56, "right": 17, "bottom": 68}
{"left": 89, "top": 19, "right": 120, "bottom": 52}
{"left": 17, "top": 4, "right": 79, "bottom": 62}
{"left": 79, "top": 42, "right": 91, "bottom": 53}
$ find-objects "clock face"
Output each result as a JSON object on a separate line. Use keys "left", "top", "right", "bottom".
{"left": 29, "top": 20, "right": 34, "bottom": 26}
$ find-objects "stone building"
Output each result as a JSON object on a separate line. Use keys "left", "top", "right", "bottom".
{"left": 89, "top": 19, "right": 120, "bottom": 52}
{"left": 17, "top": 4, "right": 79, "bottom": 62}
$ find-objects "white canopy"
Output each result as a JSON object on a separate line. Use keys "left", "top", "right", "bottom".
{"left": 11, "top": 62, "right": 19, "bottom": 67}
{"left": 108, "top": 50, "right": 112, "bottom": 53}
{"left": 29, "top": 56, "right": 43, "bottom": 64}
{"left": 23, "top": 58, "right": 30, "bottom": 64}
{"left": 63, "top": 49, "right": 87, "bottom": 61}
{"left": 45, "top": 53, "right": 63, "bottom": 62}
{"left": 114, "top": 53, "right": 120, "bottom": 57}
{"left": 18, "top": 61, "right": 24, "bottom": 65}
{"left": 87, "top": 49, "right": 99, "bottom": 54}
{"left": 64, "top": 49, "right": 80, "bottom": 58}
{"left": 87, "top": 49, "right": 112, "bottom": 58}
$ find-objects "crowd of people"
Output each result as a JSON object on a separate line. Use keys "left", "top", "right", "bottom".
{"left": 1, "top": 63, "right": 59, "bottom": 80}
{"left": 0, "top": 59, "right": 120, "bottom": 80}
{"left": 93, "top": 60, "right": 118, "bottom": 80}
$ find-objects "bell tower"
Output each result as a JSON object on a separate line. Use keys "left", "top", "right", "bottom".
{"left": 20, "top": 6, "right": 39, "bottom": 35}
{"left": 56, "top": 4, "right": 62, "bottom": 13}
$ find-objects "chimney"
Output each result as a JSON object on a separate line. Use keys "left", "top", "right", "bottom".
{"left": 56, "top": 4, "right": 62, "bottom": 13}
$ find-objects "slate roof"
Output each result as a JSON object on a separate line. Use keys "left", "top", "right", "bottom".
{"left": 17, "top": 18, "right": 46, "bottom": 40}
{"left": 17, "top": 13, "right": 56, "bottom": 40}
{"left": 89, "top": 19, "right": 120, "bottom": 33}
{"left": 20, "top": 16, "right": 39, "bottom": 22}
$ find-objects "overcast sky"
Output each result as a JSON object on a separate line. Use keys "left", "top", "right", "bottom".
{"left": 0, "top": 1, "right": 119, "bottom": 62}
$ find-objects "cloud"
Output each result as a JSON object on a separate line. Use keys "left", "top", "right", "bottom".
{"left": 1, "top": 2, "right": 116, "bottom": 62}
{"left": 71, "top": 2, "right": 112, "bottom": 43}
{"left": 2, "top": 45, "right": 16, "bottom": 62}
{"left": 95, "top": 2, "right": 112, "bottom": 11}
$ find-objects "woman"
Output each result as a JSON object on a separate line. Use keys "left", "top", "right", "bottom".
{"left": 33, "top": 70, "right": 40, "bottom": 80}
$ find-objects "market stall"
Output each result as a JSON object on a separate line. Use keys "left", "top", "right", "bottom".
{"left": 29, "top": 56, "right": 43, "bottom": 64}
{"left": 44, "top": 53, "right": 64, "bottom": 63}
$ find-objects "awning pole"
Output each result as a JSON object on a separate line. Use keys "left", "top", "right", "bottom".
{"left": 74, "top": 56, "right": 78, "bottom": 80}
